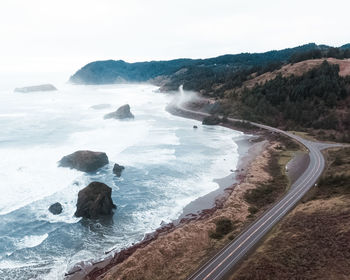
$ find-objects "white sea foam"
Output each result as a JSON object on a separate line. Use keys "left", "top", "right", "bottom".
{"left": 16, "top": 234, "right": 48, "bottom": 250}
{"left": 0, "top": 83, "right": 243, "bottom": 280}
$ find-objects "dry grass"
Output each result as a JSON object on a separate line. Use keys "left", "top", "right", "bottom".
{"left": 230, "top": 147, "right": 350, "bottom": 280}
{"left": 243, "top": 58, "right": 350, "bottom": 90}
{"left": 98, "top": 142, "right": 294, "bottom": 280}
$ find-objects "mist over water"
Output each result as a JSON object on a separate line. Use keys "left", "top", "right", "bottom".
{"left": 0, "top": 82, "right": 242, "bottom": 279}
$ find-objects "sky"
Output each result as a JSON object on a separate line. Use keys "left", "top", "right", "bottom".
{"left": 1, "top": 0, "right": 350, "bottom": 78}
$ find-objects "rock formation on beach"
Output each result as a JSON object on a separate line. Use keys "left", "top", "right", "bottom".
{"left": 104, "top": 104, "right": 134, "bottom": 119}
{"left": 75, "top": 182, "right": 116, "bottom": 219}
{"left": 14, "top": 84, "right": 57, "bottom": 93}
{"left": 58, "top": 150, "right": 109, "bottom": 172}
{"left": 202, "top": 115, "right": 221, "bottom": 125}
{"left": 113, "top": 163, "right": 125, "bottom": 177}
{"left": 49, "top": 202, "right": 63, "bottom": 215}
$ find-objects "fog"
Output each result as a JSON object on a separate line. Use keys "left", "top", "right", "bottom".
{"left": 1, "top": 0, "right": 350, "bottom": 78}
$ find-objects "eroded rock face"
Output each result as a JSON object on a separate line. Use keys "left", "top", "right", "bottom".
{"left": 58, "top": 150, "right": 109, "bottom": 172}
{"left": 104, "top": 104, "right": 134, "bottom": 119}
{"left": 113, "top": 163, "right": 125, "bottom": 177}
{"left": 14, "top": 84, "right": 57, "bottom": 93}
{"left": 75, "top": 182, "right": 116, "bottom": 219}
{"left": 49, "top": 202, "right": 63, "bottom": 215}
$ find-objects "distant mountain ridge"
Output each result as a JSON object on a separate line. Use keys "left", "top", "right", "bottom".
{"left": 70, "top": 43, "right": 350, "bottom": 85}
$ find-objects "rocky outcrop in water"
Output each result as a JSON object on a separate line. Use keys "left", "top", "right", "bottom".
{"left": 104, "top": 104, "right": 134, "bottom": 119}
{"left": 14, "top": 84, "right": 57, "bottom": 93}
{"left": 58, "top": 150, "right": 109, "bottom": 172}
{"left": 75, "top": 182, "right": 116, "bottom": 219}
{"left": 90, "top": 104, "right": 112, "bottom": 110}
{"left": 49, "top": 202, "right": 63, "bottom": 215}
{"left": 113, "top": 163, "right": 125, "bottom": 177}
{"left": 202, "top": 115, "right": 221, "bottom": 125}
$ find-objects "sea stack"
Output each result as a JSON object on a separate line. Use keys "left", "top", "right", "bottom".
{"left": 58, "top": 150, "right": 109, "bottom": 172}
{"left": 14, "top": 84, "right": 57, "bottom": 93}
{"left": 113, "top": 163, "right": 125, "bottom": 177}
{"left": 104, "top": 104, "right": 134, "bottom": 119}
{"left": 75, "top": 182, "right": 116, "bottom": 219}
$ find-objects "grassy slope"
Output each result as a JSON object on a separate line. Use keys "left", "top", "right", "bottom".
{"left": 230, "top": 147, "right": 350, "bottom": 280}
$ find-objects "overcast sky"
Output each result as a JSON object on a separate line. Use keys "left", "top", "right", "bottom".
{"left": 1, "top": 0, "right": 350, "bottom": 75}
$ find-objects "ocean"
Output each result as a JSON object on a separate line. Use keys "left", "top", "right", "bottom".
{"left": 0, "top": 82, "right": 243, "bottom": 279}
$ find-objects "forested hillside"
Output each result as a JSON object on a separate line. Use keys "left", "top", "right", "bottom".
{"left": 70, "top": 43, "right": 350, "bottom": 142}
{"left": 70, "top": 43, "right": 327, "bottom": 84}
{"left": 221, "top": 61, "right": 350, "bottom": 142}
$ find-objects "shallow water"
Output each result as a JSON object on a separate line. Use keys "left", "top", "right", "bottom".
{"left": 0, "top": 83, "right": 242, "bottom": 279}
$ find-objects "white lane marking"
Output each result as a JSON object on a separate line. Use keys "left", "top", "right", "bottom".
{"left": 210, "top": 149, "right": 322, "bottom": 280}
{"left": 178, "top": 105, "right": 324, "bottom": 280}
{"left": 196, "top": 147, "right": 322, "bottom": 280}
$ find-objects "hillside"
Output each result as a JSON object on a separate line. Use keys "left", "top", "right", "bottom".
{"left": 242, "top": 58, "right": 350, "bottom": 90}
{"left": 70, "top": 43, "right": 350, "bottom": 142}
{"left": 70, "top": 43, "right": 327, "bottom": 84}
{"left": 231, "top": 147, "right": 350, "bottom": 280}
{"left": 218, "top": 60, "right": 350, "bottom": 142}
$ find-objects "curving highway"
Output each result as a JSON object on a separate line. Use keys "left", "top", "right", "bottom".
{"left": 171, "top": 101, "right": 342, "bottom": 280}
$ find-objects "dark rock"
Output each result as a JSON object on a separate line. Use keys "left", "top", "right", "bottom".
{"left": 202, "top": 115, "right": 221, "bottom": 125}
{"left": 14, "top": 84, "right": 57, "bottom": 93}
{"left": 58, "top": 150, "right": 109, "bottom": 172}
{"left": 49, "top": 202, "right": 63, "bottom": 215}
{"left": 75, "top": 182, "right": 116, "bottom": 219}
{"left": 104, "top": 104, "right": 134, "bottom": 119}
{"left": 193, "top": 125, "right": 198, "bottom": 129}
{"left": 113, "top": 163, "right": 125, "bottom": 177}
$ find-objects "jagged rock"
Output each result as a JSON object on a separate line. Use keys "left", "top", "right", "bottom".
{"left": 75, "top": 182, "right": 116, "bottom": 219}
{"left": 49, "top": 202, "right": 63, "bottom": 215}
{"left": 104, "top": 104, "right": 134, "bottom": 119}
{"left": 113, "top": 163, "right": 125, "bottom": 177}
{"left": 202, "top": 115, "right": 221, "bottom": 125}
{"left": 14, "top": 84, "right": 57, "bottom": 93}
{"left": 58, "top": 150, "right": 109, "bottom": 172}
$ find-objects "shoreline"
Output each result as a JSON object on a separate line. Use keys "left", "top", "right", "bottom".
{"left": 65, "top": 101, "right": 268, "bottom": 280}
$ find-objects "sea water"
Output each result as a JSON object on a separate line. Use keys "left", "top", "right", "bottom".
{"left": 0, "top": 82, "right": 243, "bottom": 279}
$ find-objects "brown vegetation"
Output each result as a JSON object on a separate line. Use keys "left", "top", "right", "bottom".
{"left": 242, "top": 58, "right": 350, "bottom": 90}
{"left": 96, "top": 142, "right": 284, "bottom": 280}
{"left": 231, "top": 147, "right": 350, "bottom": 280}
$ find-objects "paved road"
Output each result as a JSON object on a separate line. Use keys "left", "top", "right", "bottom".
{"left": 172, "top": 102, "right": 342, "bottom": 280}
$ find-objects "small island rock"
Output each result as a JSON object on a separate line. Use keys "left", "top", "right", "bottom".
{"left": 104, "top": 104, "right": 134, "bottom": 119}
{"left": 113, "top": 163, "right": 125, "bottom": 177}
{"left": 75, "top": 182, "right": 116, "bottom": 219}
{"left": 58, "top": 150, "right": 109, "bottom": 172}
{"left": 90, "top": 104, "right": 112, "bottom": 110}
{"left": 49, "top": 202, "right": 63, "bottom": 215}
{"left": 14, "top": 84, "right": 57, "bottom": 93}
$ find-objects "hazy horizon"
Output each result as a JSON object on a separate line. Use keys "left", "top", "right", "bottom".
{"left": 1, "top": 0, "right": 350, "bottom": 79}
